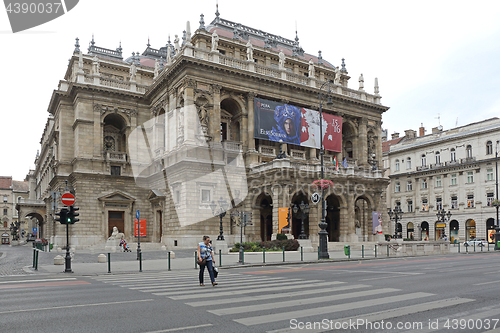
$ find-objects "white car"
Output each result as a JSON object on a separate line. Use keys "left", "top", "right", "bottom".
{"left": 463, "top": 239, "right": 487, "bottom": 247}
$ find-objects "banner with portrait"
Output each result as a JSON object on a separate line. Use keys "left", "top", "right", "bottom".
{"left": 372, "top": 211, "right": 382, "bottom": 234}
{"left": 254, "top": 98, "right": 342, "bottom": 152}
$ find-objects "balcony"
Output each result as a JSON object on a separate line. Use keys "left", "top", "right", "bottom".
{"left": 222, "top": 141, "right": 242, "bottom": 152}
{"left": 460, "top": 157, "right": 476, "bottom": 164}
{"left": 104, "top": 151, "right": 127, "bottom": 162}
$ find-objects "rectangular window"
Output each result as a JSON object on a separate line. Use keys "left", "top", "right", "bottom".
{"left": 421, "top": 178, "right": 428, "bottom": 190}
{"left": 395, "top": 182, "right": 400, "bottom": 193}
{"left": 436, "top": 197, "right": 442, "bottom": 210}
{"left": 406, "top": 159, "right": 411, "bottom": 169}
{"left": 110, "top": 166, "right": 121, "bottom": 176}
{"left": 422, "top": 198, "right": 428, "bottom": 212}
{"left": 451, "top": 196, "right": 458, "bottom": 209}
{"left": 3, "top": 208, "right": 7, "bottom": 215}
{"left": 487, "top": 193, "right": 495, "bottom": 206}
{"left": 467, "top": 194, "right": 474, "bottom": 208}
{"left": 407, "top": 181, "right": 412, "bottom": 191}
{"left": 201, "top": 189, "right": 211, "bottom": 203}
{"left": 435, "top": 176, "right": 442, "bottom": 188}
{"left": 487, "top": 168, "right": 494, "bottom": 181}
{"left": 395, "top": 161, "right": 400, "bottom": 171}
{"left": 3, "top": 196, "right": 6, "bottom": 203}
{"left": 467, "top": 171, "right": 474, "bottom": 184}
{"left": 407, "top": 200, "right": 413, "bottom": 213}
{"left": 451, "top": 174, "right": 457, "bottom": 186}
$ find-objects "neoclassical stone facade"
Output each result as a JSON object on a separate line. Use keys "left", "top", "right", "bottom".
{"left": 19, "top": 11, "right": 389, "bottom": 249}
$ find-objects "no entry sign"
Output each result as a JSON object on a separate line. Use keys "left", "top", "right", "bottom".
{"left": 61, "top": 192, "right": 75, "bottom": 206}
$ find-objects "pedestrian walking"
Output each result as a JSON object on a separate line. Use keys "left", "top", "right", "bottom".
{"left": 197, "top": 236, "right": 217, "bottom": 286}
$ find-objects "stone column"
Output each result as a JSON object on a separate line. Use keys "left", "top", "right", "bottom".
{"left": 358, "top": 118, "right": 368, "bottom": 166}
{"left": 183, "top": 79, "right": 196, "bottom": 145}
{"left": 247, "top": 93, "right": 256, "bottom": 151}
{"left": 211, "top": 85, "right": 222, "bottom": 143}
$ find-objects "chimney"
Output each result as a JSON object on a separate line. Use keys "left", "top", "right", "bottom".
{"left": 404, "top": 129, "right": 416, "bottom": 138}
{"left": 419, "top": 123, "right": 425, "bottom": 137}
{"left": 391, "top": 132, "right": 399, "bottom": 139}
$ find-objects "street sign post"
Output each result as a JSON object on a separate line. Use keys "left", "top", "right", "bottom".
{"left": 136, "top": 210, "right": 141, "bottom": 260}
{"left": 61, "top": 192, "right": 75, "bottom": 206}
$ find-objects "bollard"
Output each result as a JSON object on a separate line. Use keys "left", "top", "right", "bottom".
{"left": 466, "top": 243, "right": 469, "bottom": 253}
{"left": 168, "top": 251, "right": 171, "bottom": 271}
{"left": 194, "top": 251, "right": 197, "bottom": 269}
{"left": 474, "top": 243, "right": 476, "bottom": 252}
{"left": 33, "top": 248, "right": 36, "bottom": 268}
{"left": 375, "top": 245, "right": 377, "bottom": 258}
{"left": 362, "top": 245, "right": 364, "bottom": 258}
{"left": 301, "top": 246, "right": 303, "bottom": 262}
{"left": 481, "top": 243, "right": 484, "bottom": 252}
{"left": 488, "top": 243, "right": 490, "bottom": 251}
{"left": 317, "top": 246, "right": 320, "bottom": 260}
{"left": 387, "top": 244, "right": 389, "bottom": 257}
{"left": 219, "top": 249, "right": 221, "bottom": 267}
{"left": 139, "top": 251, "right": 142, "bottom": 272}
{"left": 263, "top": 247, "right": 265, "bottom": 263}
{"left": 35, "top": 250, "right": 39, "bottom": 271}
{"left": 108, "top": 253, "right": 111, "bottom": 273}
{"left": 242, "top": 249, "right": 244, "bottom": 265}
{"left": 283, "top": 246, "right": 285, "bottom": 262}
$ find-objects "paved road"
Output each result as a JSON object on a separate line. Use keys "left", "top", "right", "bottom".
{"left": 2, "top": 252, "right": 500, "bottom": 332}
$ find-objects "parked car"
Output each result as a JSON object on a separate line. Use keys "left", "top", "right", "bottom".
{"left": 34, "top": 238, "right": 48, "bottom": 245}
{"left": 463, "top": 239, "right": 487, "bottom": 247}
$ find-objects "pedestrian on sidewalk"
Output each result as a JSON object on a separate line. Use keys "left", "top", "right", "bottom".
{"left": 197, "top": 236, "right": 217, "bottom": 287}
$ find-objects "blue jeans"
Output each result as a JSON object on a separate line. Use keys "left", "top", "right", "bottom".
{"left": 199, "top": 260, "right": 215, "bottom": 284}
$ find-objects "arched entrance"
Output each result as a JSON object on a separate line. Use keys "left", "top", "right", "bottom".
{"left": 256, "top": 193, "right": 273, "bottom": 241}
{"left": 396, "top": 223, "right": 402, "bottom": 238}
{"left": 421, "top": 221, "right": 429, "bottom": 240}
{"left": 435, "top": 221, "right": 446, "bottom": 240}
{"left": 291, "top": 193, "right": 309, "bottom": 239}
{"left": 486, "top": 218, "right": 496, "bottom": 243}
{"left": 326, "top": 195, "right": 340, "bottom": 242}
{"left": 466, "top": 219, "right": 476, "bottom": 240}
{"left": 407, "top": 222, "right": 414, "bottom": 240}
{"left": 449, "top": 220, "right": 459, "bottom": 243}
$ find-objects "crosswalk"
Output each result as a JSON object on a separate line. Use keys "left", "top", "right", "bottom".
{"left": 91, "top": 271, "right": 499, "bottom": 332}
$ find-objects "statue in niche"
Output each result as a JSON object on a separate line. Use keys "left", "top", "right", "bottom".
{"left": 246, "top": 41, "right": 253, "bottom": 61}
{"left": 211, "top": 31, "right": 219, "bottom": 52}
{"left": 197, "top": 104, "right": 209, "bottom": 136}
{"left": 92, "top": 55, "right": 100, "bottom": 76}
{"left": 129, "top": 63, "right": 137, "bottom": 81}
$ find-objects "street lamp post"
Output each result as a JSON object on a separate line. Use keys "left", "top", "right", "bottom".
{"left": 436, "top": 209, "right": 452, "bottom": 240}
{"left": 210, "top": 197, "right": 229, "bottom": 241}
{"left": 388, "top": 206, "right": 403, "bottom": 239}
{"left": 318, "top": 80, "right": 334, "bottom": 259}
{"left": 293, "top": 201, "right": 310, "bottom": 239}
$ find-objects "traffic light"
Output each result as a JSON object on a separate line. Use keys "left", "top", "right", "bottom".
{"left": 68, "top": 206, "right": 80, "bottom": 224}
{"left": 55, "top": 208, "right": 69, "bottom": 224}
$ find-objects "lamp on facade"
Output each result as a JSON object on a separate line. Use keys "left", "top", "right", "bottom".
{"left": 436, "top": 209, "right": 452, "bottom": 240}
{"left": 210, "top": 197, "right": 229, "bottom": 241}
{"left": 370, "top": 153, "right": 377, "bottom": 171}
{"left": 388, "top": 206, "right": 403, "bottom": 238}
{"left": 293, "top": 201, "right": 310, "bottom": 239}
{"left": 317, "top": 80, "right": 334, "bottom": 259}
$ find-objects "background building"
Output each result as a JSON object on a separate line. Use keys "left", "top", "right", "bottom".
{"left": 0, "top": 176, "right": 29, "bottom": 244}
{"left": 18, "top": 9, "right": 389, "bottom": 250}
{"left": 386, "top": 118, "right": 500, "bottom": 242}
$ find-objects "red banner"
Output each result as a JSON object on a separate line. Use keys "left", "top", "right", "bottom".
{"left": 134, "top": 219, "right": 147, "bottom": 237}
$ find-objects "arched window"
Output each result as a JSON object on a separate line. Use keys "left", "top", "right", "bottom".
{"left": 406, "top": 157, "right": 411, "bottom": 170}
{"left": 466, "top": 145, "right": 472, "bottom": 158}
{"left": 450, "top": 148, "right": 456, "bottom": 161}
{"left": 421, "top": 154, "right": 426, "bottom": 166}
{"left": 486, "top": 141, "right": 493, "bottom": 155}
{"left": 435, "top": 151, "right": 440, "bottom": 164}
{"left": 395, "top": 159, "right": 400, "bottom": 171}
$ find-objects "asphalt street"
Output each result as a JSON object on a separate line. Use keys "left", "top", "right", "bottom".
{"left": 2, "top": 247, "right": 500, "bottom": 333}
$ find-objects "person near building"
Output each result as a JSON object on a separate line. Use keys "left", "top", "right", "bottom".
{"left": 197, "top": 236, "right": 217, "bottom": 286}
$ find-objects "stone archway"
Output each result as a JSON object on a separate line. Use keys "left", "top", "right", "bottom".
{"left": 325, "top": 194, "right": 341, "bottom": 242}
{"left": 16, "top": 201, "right": 46, "bottom": 239}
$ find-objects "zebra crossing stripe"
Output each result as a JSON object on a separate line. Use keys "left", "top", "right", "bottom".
{"left": 266, "top": 297, "right": 474, "bottom": 333}
{"left": 167, "top": 280, "right": 337, "bottom": 300}
{"left": 187, "top": 281, "right": 353, "bottom": 307}
{"left": 128, "top": 276, "right": 287, "bottom": 290}
{"left": 210, "top": 287, "right": 400, "bottom": 316}
{"left": 235, "top": 292, "right": 434, "bottom": 326}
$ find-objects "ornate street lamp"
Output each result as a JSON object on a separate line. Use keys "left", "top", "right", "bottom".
{"left": 388, "top": 206, "right": 403, "bottom": 239}
{"left": 210, "top": 197, "right": 229, "bottom": 241}
{"left": 293, "top": 201, "right": 310, "bottom": 239}
{"left": 369, "top": 153, "right": 377, "bottom": 171}
{"left": 436, "top": 209, "right": 452, "bottom": 240}
{"left": 317, "top": 80, "right": 334, "bottom": 259}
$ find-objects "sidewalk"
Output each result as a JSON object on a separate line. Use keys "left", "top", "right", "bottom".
{"left": 28, "top": 243, "right": 498, "bottom": 276}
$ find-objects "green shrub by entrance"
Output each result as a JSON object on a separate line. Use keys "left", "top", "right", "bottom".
{"left": 230, "top": 239, "right": 300, "bottom": 252}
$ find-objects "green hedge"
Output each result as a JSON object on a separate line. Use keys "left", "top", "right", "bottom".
{"left": 230, "top": 239, "right": 300, "bottom": 252}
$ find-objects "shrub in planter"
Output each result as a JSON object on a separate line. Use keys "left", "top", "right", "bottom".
{"left": 276, "top": 233, "right": 288, "bottom": 240}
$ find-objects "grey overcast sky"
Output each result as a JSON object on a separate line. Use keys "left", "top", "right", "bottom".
{"left": 1, "top": 0, "right": 500, "bottom": 181}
